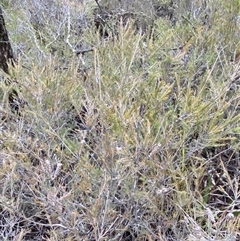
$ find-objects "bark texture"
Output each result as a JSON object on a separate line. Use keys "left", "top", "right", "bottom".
{"left": 0, "top": 7, "right": 14, "bottom": 74}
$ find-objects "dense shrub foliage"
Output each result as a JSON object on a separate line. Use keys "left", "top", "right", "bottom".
{"left": 0, "top": 0, "right": 240, "bottom": 240}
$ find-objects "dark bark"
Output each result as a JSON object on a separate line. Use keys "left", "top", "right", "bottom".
{"left": 0, "top": 7, "right": 24, "bottom": 114}
{"left": 0, "top": 6, "right": 14, "bottom": 74}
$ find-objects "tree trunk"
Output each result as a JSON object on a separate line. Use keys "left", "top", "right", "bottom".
{"left": 0, "top": 7, "right": 14, "bottom": 74}
{"left": 0, "top": 7, "right": 23, "bottom": 114}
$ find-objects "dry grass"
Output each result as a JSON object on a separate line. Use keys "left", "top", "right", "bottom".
{"left": 0, "top": 0, "right": 240, "bottom": 240}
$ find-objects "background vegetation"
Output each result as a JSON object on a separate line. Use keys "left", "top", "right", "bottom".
{"left": 0, "top": 0, "right": 240, "bottom": 240}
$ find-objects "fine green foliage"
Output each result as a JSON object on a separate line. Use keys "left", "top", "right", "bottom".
{"left": 1, "top": 0, "right": 240, "bottom": 240}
